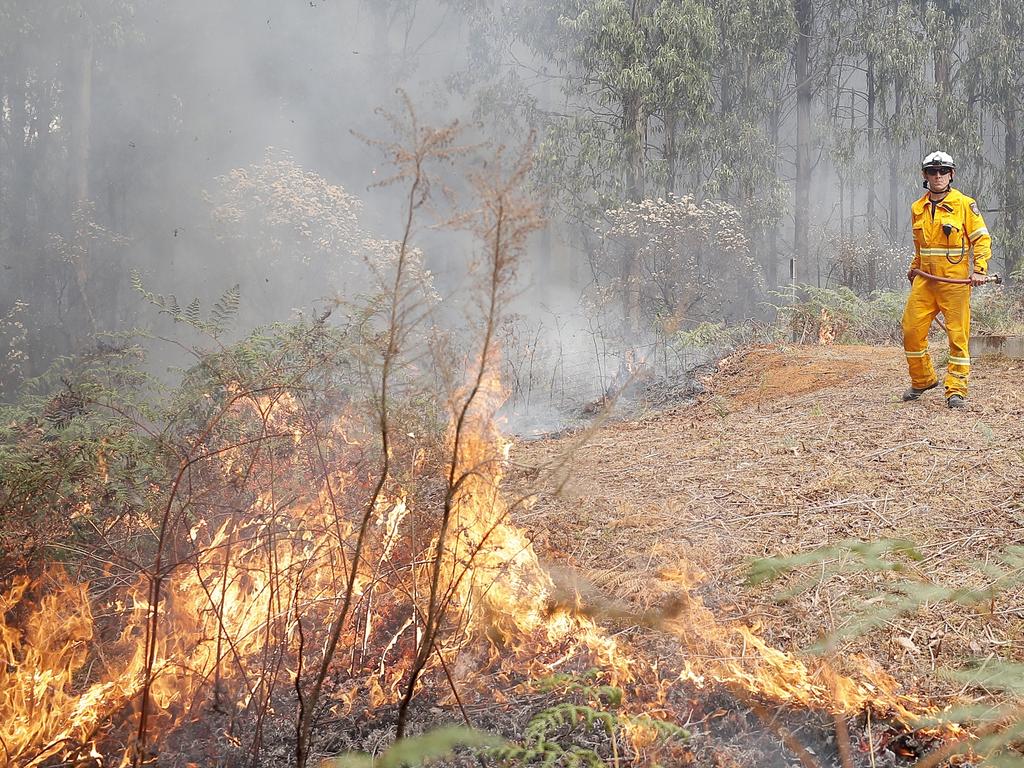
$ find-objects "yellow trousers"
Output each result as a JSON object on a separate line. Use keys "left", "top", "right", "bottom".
{"left": 901, "top": 277, "right": 971, "bottom": 398}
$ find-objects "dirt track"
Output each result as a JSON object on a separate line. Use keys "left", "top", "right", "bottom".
{"left": 509, "top": 343, "right": 1024, "bottom": 703}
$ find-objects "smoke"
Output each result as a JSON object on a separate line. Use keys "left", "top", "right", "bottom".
{"left": 1, "top": 0, "right": 975, "bottom": 394}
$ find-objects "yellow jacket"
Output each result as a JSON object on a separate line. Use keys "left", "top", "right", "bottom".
{"left": 910, "top": 188, "right": 991, "bottom": 279}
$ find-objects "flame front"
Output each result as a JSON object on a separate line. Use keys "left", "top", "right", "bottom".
{"left": 0, "top": 369, "right": 946, "bottom": 765}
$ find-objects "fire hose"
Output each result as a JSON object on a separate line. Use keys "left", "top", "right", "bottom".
{"left": 910, "top": 268, "right": 1002, "bottom": 285}
{"left": 910, "top": 269, "right": 1003, "bottom": 333}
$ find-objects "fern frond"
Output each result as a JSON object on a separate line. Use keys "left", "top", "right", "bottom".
{"left": 211, "top": 284, "right": 241, "bottom": 335}
{"left": 131, "top": 271, "right": 167, "bottom": 309}
{"left": 185, "top": 298, "right": 202, "bottom": 324}
{"left": 327, "top": 726, "right": 503, "bottom": 768}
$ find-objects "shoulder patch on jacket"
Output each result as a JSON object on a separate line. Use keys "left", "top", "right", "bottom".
{"left": 971, "top": 201, "right": 980, "bottom": 215}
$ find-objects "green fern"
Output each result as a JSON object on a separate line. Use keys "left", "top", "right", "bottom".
{"left": 747, "top": 537, "right": 923, "bottom": 589}
{"left": 211, "top": 284, "right": 241, "bottom": 334}
{"left": 327, "top": 726, "right": 504, "bottom": 768}
{"left": 524, "top": 703, "right": 615, "bottom": 739}
{"left": 185, "top": 297, "right": 201, "bottom": 324}
{"left": 485, "top": 672, "right": 687, "bottom": 767}
{"left": 749, "top": 542, "right": 1024, "bottom": 764}
{"left": 132, "top": 272, "right": 241, "bottom": 338}
{"left": 532, "top": 671, "right": 622, "bottom": 707}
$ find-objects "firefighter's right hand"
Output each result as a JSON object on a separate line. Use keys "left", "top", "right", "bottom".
{"left": 907, "top": 268, "right": 915, "bottom": 283}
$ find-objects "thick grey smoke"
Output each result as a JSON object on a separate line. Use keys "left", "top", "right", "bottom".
{"left": 5, "top": 0, "right": 999, "bottom": 405}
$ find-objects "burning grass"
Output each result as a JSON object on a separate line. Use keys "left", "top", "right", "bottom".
{"left": 511, "top": 342, "right": 1024, "bottom": 764}
{"left": 3, "top": 339, "right": 1014, "bottom": 766}
{"left": 0, "top": 356, "right": 651, "bottom": 766}
{"left": 0, "top": 104, "right": 694, "bottom": 768}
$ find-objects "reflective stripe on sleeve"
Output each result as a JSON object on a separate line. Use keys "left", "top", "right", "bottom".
{"left": 969, "top": 227, "right": 989, "bottom": 242}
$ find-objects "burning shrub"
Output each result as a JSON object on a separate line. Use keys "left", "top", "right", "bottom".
{"left": 775, "top": 284, "right": 906, "bottom": 345}
{"left": 1, "top": 99, "right": 950, "bottom": 768}
{"left": 1, "top": 103, "right": 632, "bottom": 768}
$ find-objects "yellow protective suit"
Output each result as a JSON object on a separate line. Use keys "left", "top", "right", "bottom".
{"left": 902, "top": 187, "right": 991, "bottom": 398}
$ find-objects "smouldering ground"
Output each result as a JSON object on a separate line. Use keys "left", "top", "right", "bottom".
{"left": 509, "top": 343, "right": 1024, "bottom": 704}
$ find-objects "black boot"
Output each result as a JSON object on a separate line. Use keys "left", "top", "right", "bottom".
{"left": 902, "top": 381, "right": 938, "bottom": 401}
{"left": 947, "top": 394, "right": 966, "bottom": 409}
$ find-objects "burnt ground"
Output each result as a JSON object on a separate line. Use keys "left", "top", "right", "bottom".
{"left": 505, "top": 343, "right": 1024, "bottom": 764}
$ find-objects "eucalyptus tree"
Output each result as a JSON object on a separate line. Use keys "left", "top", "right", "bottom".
{"left": 825, "top": 0, "right": 928, "bottom": 289}
{"left": 649, "top": 0, "right": 718, "bottom": 198}
{"left": 701, "top": 0, "right": 793, "bottom": 288}
{"left": 498, "top": 0, "right": 808, "bottom": 325}
{"left": 792, "top": 0, "right": 814, "bottom": 282}
{"left": 866, "top": 0, "right": 929, "bottom": 244}
{"left": 960, "top": 0, "right": 1024, "bottom": 275}
{"left": 921, "top": 0, "right": 984, "bottom": 174}
{"left": 496, "top": 0, "right": 725, "bottom": 332}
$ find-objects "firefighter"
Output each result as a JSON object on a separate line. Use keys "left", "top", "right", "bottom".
{"left": 901, "top": 151, "right": 992, "bottom": 409}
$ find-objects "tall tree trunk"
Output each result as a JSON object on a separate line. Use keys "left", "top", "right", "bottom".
{"left": 664, "top": 107, "right": 678, "bottom": 197}
{"left": 766, "top": 98, "right": 782, "bottom": 288}
{"left": 368, "top": 1, "right": 392, "bottom": 80}
{"left": 620, "top": 1, "right": 648, "bottom": 337}
{"left": 794, "top": 0, "right": 813, "bottom": 284}
{"left": 889, "top": 81, "right": 904, "bottom": 242}
{"left": 621, "top": 89, "right": 645, "bottom": 336}
{"left": 71, "top": 35, "right": 93, "bottom": 205}
{"left": 9, "top": 64, "right": 34, "bottom": 250}
{"left": 866, "top": 51, "right": 877, "bottom": 292}
{"left": 934, "top": 6, "right": 952, "bottom": 138}
{"left": 69, "top": 29, "right": 97, "bottom": 332}
{"left": 1006, "top": 96, "right": 1022, "bottom": 275}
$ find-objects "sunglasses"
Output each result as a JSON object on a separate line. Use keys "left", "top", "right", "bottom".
{"left": 925, "top": 167, "right": 953, "bottom": 176}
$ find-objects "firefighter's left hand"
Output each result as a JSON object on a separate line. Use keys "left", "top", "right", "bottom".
{"left": 970, "top": 272, "right": 988, "bottom": 286}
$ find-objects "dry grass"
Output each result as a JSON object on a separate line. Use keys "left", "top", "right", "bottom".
{"left": 508, "top": 343, "right": 1024, "bottom": 705}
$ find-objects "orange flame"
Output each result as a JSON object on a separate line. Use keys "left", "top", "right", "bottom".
{"left": 0, "top": 365, "right": 951, "bottom": 765}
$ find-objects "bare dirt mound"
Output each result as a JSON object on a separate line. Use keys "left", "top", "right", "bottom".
{"left": 509, "top": 343, "right": 1024, "bottom": 703}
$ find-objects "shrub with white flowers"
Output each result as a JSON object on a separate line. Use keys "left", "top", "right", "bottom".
{"left": 207, "top": 148, "right": 436, "bottom": 307}
{"left": 597, "top": 194, "right": 759, "bottom": 330}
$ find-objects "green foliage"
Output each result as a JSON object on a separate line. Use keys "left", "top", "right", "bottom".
{"left": 518, "top": 0, "right": 793, "bottom": 214}
{"left": 748, "top": 542, "right": 1024, "bottom": 764}
{"left": 0, "top": 338, "right": 166, "bottom": 571}
{"left": 774, "top": 284, "right": 907, "bottom": 344}
{"left": 530, "top": 670, "right": 623, "bottom": 707}
{"left": 485, "top": 672, "right": 687, "bottom": 767}
{"left": 673, "top": 321, "right": 757, "bottom": 349}
{"left": 327, "top": 726, "right": 505, "bottom": 768}
{"left": 748, "top": 538, "right": 923, "bottom": 588}
{"left": 131, "top": 271, "right": 241, "bottom": 338}
{"left": 774, "top": 277, "right": 1023, "bottom": 344}
{"left": 0, "top": 294, "right": 412, "bottom": 578}
{"left": 970, "top": 284, "right": 1024, "bottom": 336}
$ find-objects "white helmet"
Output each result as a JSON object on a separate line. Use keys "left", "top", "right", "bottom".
{"left": 922, "top": 151, "right": 956, "bottom": 171}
